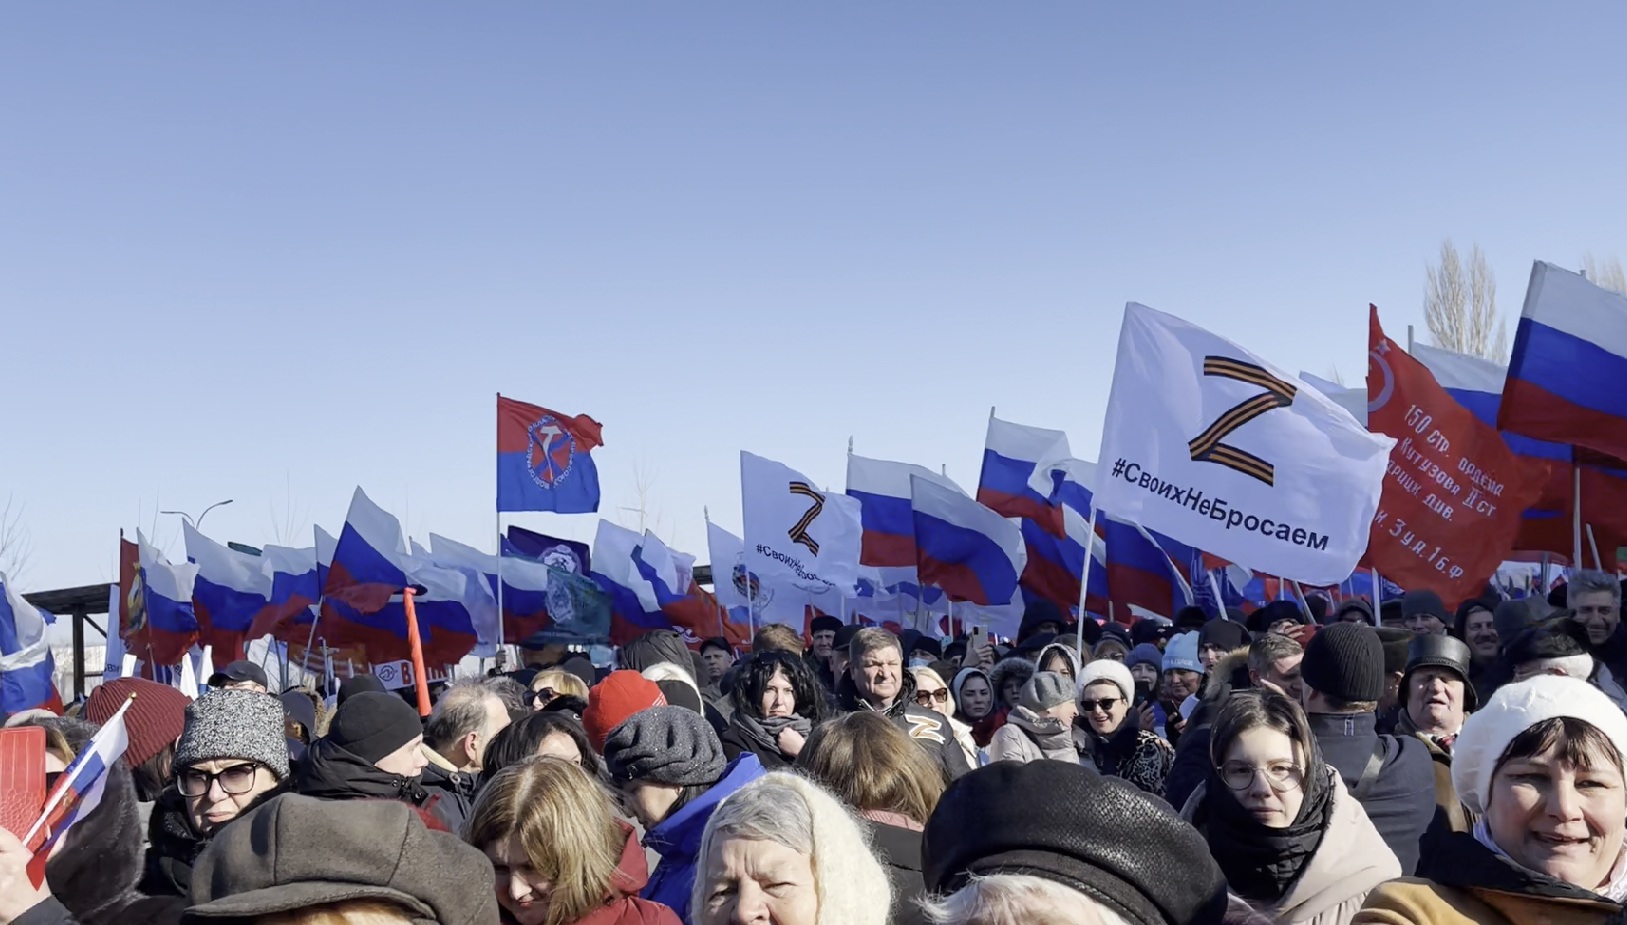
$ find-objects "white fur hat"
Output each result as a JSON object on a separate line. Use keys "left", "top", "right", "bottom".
{"left": 1452, "top": 674, "right": 1627, "bottom": 815}
{"left": 1077, "top": 658, "right": 1136, "bottom": 702}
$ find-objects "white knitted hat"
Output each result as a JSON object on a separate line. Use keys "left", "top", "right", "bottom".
{"left": 1451, "top": 674, "right": 1627, "bottom": 815}
{"left": 1077, "top": 658, "right": 1135, "bottom": 702}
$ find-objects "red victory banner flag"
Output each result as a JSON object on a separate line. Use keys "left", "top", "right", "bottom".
{"left": 1365, "top": 306, "right": 1549, "bottom": 602}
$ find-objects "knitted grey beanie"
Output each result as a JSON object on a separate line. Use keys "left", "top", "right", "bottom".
{"left": 1020, "top": 672, "right": 1074, "bottom": 713}
{"left": 175, "top": 689, "right": 291, "bottom": 780}
{"left": 603, "top": 705, "right": 726, "bottom": 787}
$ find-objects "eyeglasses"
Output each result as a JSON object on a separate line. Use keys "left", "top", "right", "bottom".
{"left": 1218, "top": 762, "right": 1304, "bottom": 793}
{"left": 915, "top": 689, "right": 950, "bottom": 706}
{"left": 178, "top": 763, "right": 263, "bottom": 797}
{"left": 1080, "top": 697, "right": 1123, "bottom": 714}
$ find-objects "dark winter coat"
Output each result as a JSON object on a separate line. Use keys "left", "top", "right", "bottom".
{"left": 1392, "top": 708, "right": 1475, "bottom": 881}
{"left": 294, "top": 735, "right": 431, "bottom": 807}
{"left": 139, "top": 779, "right": 291, "bottom": 899}
{"left": 418, "top": 746, "right": 480, "bottom": 833}
{"left": 1306, "top": 710, "right": 1437, "bottom": 876}
{"left": 717, "top": 721, "right": 797, "bottom": 771}
{"left": 641, "top": 754, "right": 766, "bottom": 924}
{"left": 1166, "top": 652, "right": 1254, "bottom": 809}
{"left": 868, "top": 821, "right": 929, "bottom": 925}
{"left": 1075, "top": 720, "right": 1176, "bottom": 797}
{"left": 36, "top": 760, "right": 186, "bottom": 925}
{"left": 836, "top": 669, "right": 972, "bottom": 780}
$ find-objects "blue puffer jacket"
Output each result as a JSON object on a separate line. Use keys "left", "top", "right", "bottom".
{"left": 641, "top": 753, "right": 766, "bottom": 924}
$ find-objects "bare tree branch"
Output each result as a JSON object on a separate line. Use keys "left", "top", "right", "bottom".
{"left": 1583, "top": 253, "right": 1627, "bottom": 295}
{"left": 1424, "top": 238, "right": 1507, "bottom": 361}
{"left": 0, "top": 493, "right": 32, "bottom": 584}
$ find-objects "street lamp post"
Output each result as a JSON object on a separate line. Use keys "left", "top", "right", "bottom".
{"left": 160, "top": 498, "right": 234, "bottom": 529}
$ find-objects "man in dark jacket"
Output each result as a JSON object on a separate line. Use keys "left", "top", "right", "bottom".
{"left": 296, "top": 691, "right": 433, "bottom": 810}
{"left": 419, "top": 681, "right": 510, "bottom": 832}
{"left": 837, "top": 627, "right": 971, "bottom": 780}
{"left": 1165, "top": 632, "right": 1298, "bottom": 810}
{"left": 1300, "top": 622, "right": 1437, "bottom": 875}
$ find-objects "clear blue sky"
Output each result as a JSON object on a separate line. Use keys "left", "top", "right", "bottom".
{"left": 6, "top": 3, "right": 1627, "bottom": 595}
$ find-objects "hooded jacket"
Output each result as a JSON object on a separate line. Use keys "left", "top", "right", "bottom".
{"left": 140, "top": 779, "right": 293, "bottom": 899}
{"left": 294, "top": 735, "right": 431, "bottom": 807}
{"left": 550, "top": 821, "right": 682, "bottom": 925}
{"left": 986, "top": 706, "right": 1079, "bottom": 765}
{"left": 1035, "top": 641, "right": 1082, "bottom": 681}
{"left": 23, "top": 761, "right": 188, "bottom": 925}
{"left": 1306, "top": 710, "right": 1436, "bottom": 876}
{"left": 642, "top": 753, "right": 766, "bottom": 924}
{"left": 418, "top": 743, "right": 481, "bottom": 833}
{"left": 1184, "top": 769, "right": 1401, "bottom": 925}
{"left": 985, "top": 657, "right": 1036, "bottom": 712}
{"left": 836, "top": 669, "right": 972, "bottom": 780}
{"left": 1166, "top": 651, "right": 1254, "bottom": 809}
{"left": 1354, "top": 831, "right": 1625, "bottom": 925}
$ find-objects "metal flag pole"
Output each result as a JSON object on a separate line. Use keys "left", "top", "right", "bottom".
{"left": 1573, "top": 467, "right": 1584, "bottom": 570}
{"left": 1077, "top": 503, "right": 1100, "bottom": 653}
{"left": 1587, "top": 524, "right": 1604, "bottom": 571}
{"left": 1371, "top": 569, "right": 1383, "bottom": 625}
{"left": 1207, "top": 570, "right": 1228, "bottom": 619}
{"left": 495, "top": 391, "right": 507, "bottom": 655}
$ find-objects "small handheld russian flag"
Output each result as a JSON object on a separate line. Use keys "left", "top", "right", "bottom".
{"left": 23, "top": 693, "right": 133, "bottom": 886}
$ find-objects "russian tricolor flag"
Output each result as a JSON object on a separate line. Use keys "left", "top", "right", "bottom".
{"left": 1501, "top": 261, "right": 1627, "bottom": 461}
{"left": 977, "top": 416, "right": 1069, "bottom": 537}
{"left": 137, "top": 533, "right": 201, "bottom": 666}
{"left": 632, "top": 531, "right": 751, "bottom": 646}
{"left": 183, "top": 523, "right": 271, "bottom": 663}
{"left": 322, "top": 488, "right": 478, "bottom": 667}
{"left": 252, "top": 530, "right": 330, "bottom": 643}
{"left": 590, "top": 520, "right": 671, "bottom": 644}
{"left": 24, "top": 694, "right": 131, "bottom": 884}
{"left": 1103, "top": 517, "right": 1191, "bottom": 621}
{"left": 912, "top": 475, "right": 1027, "bottom": 606}
{"left": 0, "top": 572, "right": 57, "bottom": 714}
{"left": 847, "top": 454, "right": 966, "bottom": 568}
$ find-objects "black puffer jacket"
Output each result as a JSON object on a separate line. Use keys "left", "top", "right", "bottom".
{"left": 32, "top": 760, "right": 186, "bottom": 925}
{"left": 836, "top": 668, "right": 971, "bottom": 780}
{"left": 417, "top": 749, "right": 480, "bottom": 832}
{"left": 139, "top": 780, "right": 292, "bottom": 899}
{"left": 294, "top": 736, "right": 430, "bottom": 806}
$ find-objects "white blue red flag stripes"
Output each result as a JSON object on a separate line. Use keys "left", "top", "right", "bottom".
{"left": 183, "top": 522, "right": 271, "bottom": 662}
{"left": 0, "top": 572, "right": 56, "bottom": 714}
{"left": 911, "top": 474, "right": 1027, "bottom": 606}
{"left": 496, "top": 395, "right": 604, "bottom": 513}
{"left": 25, "top": 694, "right": 131, "bottom": 884}
{"left": 978, "top": 416, "right": 1069, "bottom": 536}
{"left": 1500, "top": 262, "right": 1627, "bottom": 461}
{"left": 846, "top": 453, "right": 966, "bottom": 568}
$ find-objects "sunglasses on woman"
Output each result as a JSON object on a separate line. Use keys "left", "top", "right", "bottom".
{"left": 915, "top": 688, "right": 950, "bottom": 706}
{"left": 1080, "top": 697, "right": 1123, "bottom": 714}
{"left": 177, "top": 763, "right": 262, "bottom": 797}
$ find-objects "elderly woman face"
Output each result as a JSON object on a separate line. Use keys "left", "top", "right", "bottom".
{"left": 178, "top": 759, "right": 278, "bottom": 834}
{"left": 700, "top": 836, "right": 818, "bottom": 925}
{"left": 1487, "top": 723, "right": 1627, "bottom": 890}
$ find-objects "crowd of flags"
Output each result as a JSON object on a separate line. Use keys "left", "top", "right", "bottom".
{"left": 9, "top": 260, "right": 1627, "bottom": 715}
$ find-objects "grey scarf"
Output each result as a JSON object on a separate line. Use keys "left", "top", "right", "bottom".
{"left": 731, "top": 711, "right": 813, "bottom": 757}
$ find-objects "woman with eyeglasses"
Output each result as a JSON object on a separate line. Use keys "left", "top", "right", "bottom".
{"left": 143, "top": 689, "right": 292, "bottom": 900}
{"left": 1181, "top": 689, "right": 1399, "bottom": 925}
{"left": 910, "top": 665, "right": 979, "bottom": 769}
{"left": 1072, "top": 659, "right": 1175, "bottom": 797}
{"left": 719, "top": 649, "right": 828, "bottom": 770}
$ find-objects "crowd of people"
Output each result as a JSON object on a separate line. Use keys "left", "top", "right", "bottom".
{"left": 5, "top": 569, "right": 1627, "bottom": 925}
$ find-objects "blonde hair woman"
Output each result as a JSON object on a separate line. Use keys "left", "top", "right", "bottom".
{"left": 467, "top": 757, "right": 681, "bottom": 925}
{"left": 531, "top": 669, "right": 591, "bottom": 710}
{"left": 910, "top": 665, "right": 979, "bottom": 769}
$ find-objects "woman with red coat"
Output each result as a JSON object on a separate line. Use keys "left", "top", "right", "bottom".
{"left": 468, "top": 755, "right": 681, "bottom": 925}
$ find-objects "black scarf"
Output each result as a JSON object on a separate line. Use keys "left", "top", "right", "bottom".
{"left": 1200, "top": 760, "right": 1335, "bottom": 904}
{"left": 729, "top": 710, "right": 813, "bottom": 758}
{"left": 1076, "top": 718, "right": 1141, "bottom": 776}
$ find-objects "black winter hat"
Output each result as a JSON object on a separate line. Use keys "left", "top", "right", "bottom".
{"left": 832, "top": 624, "right": 863, "bottom": 653}
{"left": 1400, "top": 634, "right": 1478, "bottom": 711}
{"left": 924, "top": 762, "right": 1229, "bottom": 925}
{"left": 910, "top": 636, "right": 943, "bottom": 659}
{"left": 1131, "top": 619, "right": 1176, "bottom": 647}
{"left": 1301, "top": 623, "right": 1385, "bottom": 704}
{"left": 1335, "top": 599, "right": 1375, "bottom": 625}
{"left": 1197, "top": 619, "right": 1250, "bottom": 654}
{"left": 1095, "top": 623, "right": 1134, "bottom": 653}
{"left": 1018, "top": 600, "right": 1065, "bottom": 641}
{"left": 325, "top": 692, "right": 424, "bottom": 765}
{"left": 1375, "top": 627, "right": 1414, "bottom": 676}
{"left": 1173, "top": 606, "right": 1210, "bottom": 632}
{"left": 603, "top": 705, "right": 726, "bottom": 787}
{"left": 1401, "top": 590, "right": 1449, "bottom": 624}
{"left": 336, "top": 674, "right": 386, "bottom": 706}
{"left": 1248, "top": 600, "right": 1305, "bottom": 635}
{"left": 809, "top": 614, "right": 843, "bottom": 635}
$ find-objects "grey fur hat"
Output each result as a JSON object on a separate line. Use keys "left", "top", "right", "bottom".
{"left": 175, "top": 689, "right": 291, "bottom": 781}
{"left": 987, "top": 657, "right": 1037, "bottom": 707}
{"left": 1020, "top": 672, "right": 1075, "bottom": 712}
{"left": 603, "top": 705, "right": 726, "bottom": 787}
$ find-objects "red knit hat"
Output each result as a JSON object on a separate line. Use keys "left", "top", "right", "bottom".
{"left": 84, "top": 677, "right": 192, "bottom": 768}
{"left": 582, "top": 670, "right": 666, "bottom": 752}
